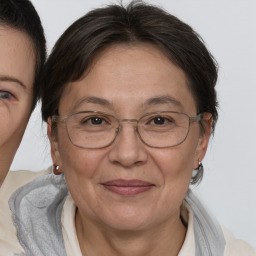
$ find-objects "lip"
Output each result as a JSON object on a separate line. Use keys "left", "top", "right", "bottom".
{"left": 101, "top": 179, "right": 155, "bottom": 196}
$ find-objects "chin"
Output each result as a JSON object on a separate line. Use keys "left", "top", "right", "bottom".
{"left": 106, "top": 218, "right": 152, "bottom": 232}
{"left": 98, "top": 206, "right": 156, "bottom": 231}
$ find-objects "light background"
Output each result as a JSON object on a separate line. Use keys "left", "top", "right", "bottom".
{"left": 11, "top": 0, "right": 256, "bottom": 247}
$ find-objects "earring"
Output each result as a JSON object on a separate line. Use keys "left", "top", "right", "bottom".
{"left": 191, "top": 160, "right": 204, "bottom": 185}
{"left": 53, "top": 164, "right": 62, "bottom": 175}
{"left": 197, "top": 161, "right": 204, "bottom": 173}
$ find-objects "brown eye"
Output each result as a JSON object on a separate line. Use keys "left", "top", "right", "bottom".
{"left": 152, "top": 116, "right": 165, "bottom": 125}
{"left": 150, "top": 116, "right": 174, "bottom": 125}
{"left": 90, "top": 117, "right": 104, "bottom": 125}
{"left": 80, "top": 116, "right": 109, "bottom": 126}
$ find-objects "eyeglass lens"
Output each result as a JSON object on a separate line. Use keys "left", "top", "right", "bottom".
{"left": 65, "top": 111, "right": 191, "bottom": 148}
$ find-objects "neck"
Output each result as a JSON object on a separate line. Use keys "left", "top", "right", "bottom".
{"left": 76, "top": 209, "right": 186, "bottom": 256}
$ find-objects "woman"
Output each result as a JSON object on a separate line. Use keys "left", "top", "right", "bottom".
{"left": 1, "top": 1, "right": 255, "bottom": 255}
{"left": 0, "top": 0, "right": 46, "bottom": 253}
{"left": 0, "top": 0, "right": 46, "bottom": 185}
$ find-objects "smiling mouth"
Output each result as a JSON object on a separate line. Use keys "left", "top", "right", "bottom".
{"left": 101, "top": 179, "right": 155, "bottom": 196}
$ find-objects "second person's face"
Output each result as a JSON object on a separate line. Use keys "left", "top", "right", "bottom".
{"left": 0, "top": 27, "right": 35, "bottom": 184}
{"left": 50, "top": 43, "right": 211, "bottom": 232}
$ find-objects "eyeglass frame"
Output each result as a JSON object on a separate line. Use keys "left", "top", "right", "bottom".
{"left": 51, "top": 110, "right": 206, "bottom": 149}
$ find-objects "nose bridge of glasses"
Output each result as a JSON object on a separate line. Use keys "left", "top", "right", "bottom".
{"left": 115, "top": 119, "right": 139, "bottom": 134}
{"left": 120, "top": 118, "right": 138, "bottom": 123}
{"left": 120, "top": 118, "right": 138, "bottom": 128}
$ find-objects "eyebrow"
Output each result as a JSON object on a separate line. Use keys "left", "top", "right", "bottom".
{"left": 73, "top": 96, "right": 113, "bottom": 110}
{"left": 0, "top": 75, "right": 25, "bottom": 88}
{"left": 73, "top": 95, "right": 183, "bottom": 112}
{"left": 143, "top": 95, "right": 183, "bottom": 108}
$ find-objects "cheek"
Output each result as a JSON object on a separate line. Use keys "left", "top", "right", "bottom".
{"left": 148, "top": 146, "right": 197, "bottom": 212}
{"left": 149, "top": 134, "right": 199, "bottom": 194}
{"left": 151, "top": 146, "right": 196, "bottom": 179}
{"left": 57, "top": 129, "right": 105, "bottom": 180}
{"left": 0, "top": 103, "right": 31, "bottom": 146}
{"left": 57, "top": 138, "right": 108, "bottom": 210}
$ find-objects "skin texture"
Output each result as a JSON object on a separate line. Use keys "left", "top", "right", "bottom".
{"left": 0, "top": 27, "right": 35, "bottom": 185}
{"left": 49, "top": 43, "right": 212, "bottom": 256}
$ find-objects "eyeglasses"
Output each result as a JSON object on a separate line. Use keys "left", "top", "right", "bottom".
{"left": 52, "top": 111, "right": 205, "bottom": 149}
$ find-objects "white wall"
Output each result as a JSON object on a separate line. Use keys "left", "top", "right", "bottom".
{"left": 11, "top": 0, "right": 256, "bottom": 247}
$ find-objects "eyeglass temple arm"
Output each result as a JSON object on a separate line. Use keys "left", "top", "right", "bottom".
{"left": 51, "top": 115, "right": 59, "bottom": 123}
{"left": 51, "top": 115, "right": 66, "bottom": 123}
{"left": 190, "top": 113, "right": 212, "bottom": 122}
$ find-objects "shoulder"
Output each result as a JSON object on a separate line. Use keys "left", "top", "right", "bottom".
{"left": 0, "top": 168, "right": 51, "bottom": 212}
{"left": 0, "top": 168, "right": 51, "bottom": 255}
{"left": 183, "top": 192, "right": 256, "bottom": 256}
{"left": 0, "top": 168, "right": 51, "bottom": 198}
{"left": 222, "top": 226, "right": 256, "bottom": 255}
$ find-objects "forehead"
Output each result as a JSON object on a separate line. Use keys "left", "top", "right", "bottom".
{"left": 0, "top": 26, "right": 35, "bottom": 90}
{"left": 60, "top": 43, "right": 197, "bottom": 115}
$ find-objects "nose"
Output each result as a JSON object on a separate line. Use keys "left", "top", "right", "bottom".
{"left": 108, "top": 122, "right": 148, "bottom": 167}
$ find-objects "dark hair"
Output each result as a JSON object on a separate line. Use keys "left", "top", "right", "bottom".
{"left": 0, "top": 0, "right": 46, "bottom": 110}
{"left": 40, "top": 1, "right": 218, "bottom": 183}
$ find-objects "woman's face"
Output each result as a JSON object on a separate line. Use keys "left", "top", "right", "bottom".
{"left": 0, "top": 27, "right": 35, "bottom": 184}
{"left": 50, "top": 44, "right": 211, "bottom": 231}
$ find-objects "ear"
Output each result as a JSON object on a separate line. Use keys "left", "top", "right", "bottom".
{"left": 47, "top": 117, "right": 63, "bottom": 173}
{"left": 193, "top": 113, "right": 212, "bottom": 169}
